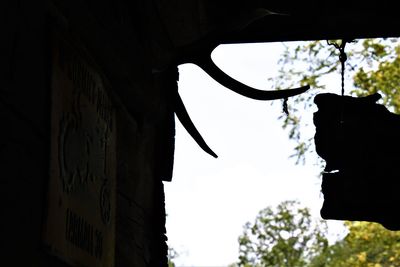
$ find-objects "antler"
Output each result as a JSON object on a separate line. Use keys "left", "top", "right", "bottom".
{"left": 174, "top": 47, "right": 309, "bottom": 158}
{"left": 174, "top": 90, "right": 218, "bottom": 158}
{"left": 192, "top": 53, "right": 309, "bottom": 100}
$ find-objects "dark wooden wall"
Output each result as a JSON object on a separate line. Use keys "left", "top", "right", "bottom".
{"left": 1, "top": 0, "right": 176, "bottom": 266}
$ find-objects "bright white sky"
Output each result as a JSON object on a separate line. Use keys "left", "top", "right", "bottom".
{"left": 164, "top": 42, "right": 347, "bottom": 267}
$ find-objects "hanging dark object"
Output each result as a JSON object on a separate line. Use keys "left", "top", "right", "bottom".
{"left": 314, "top": 93, "right": 400, "bottom": 230}
{"left": 314, "top": 40, "right": 400, "bottom": 230}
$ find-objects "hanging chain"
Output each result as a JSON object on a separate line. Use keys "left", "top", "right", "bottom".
{"left": 327, "top": 40, "right": 349, "bottom": 96}
{"left": 282, "top": 40, "right": 349, "bottom": 116}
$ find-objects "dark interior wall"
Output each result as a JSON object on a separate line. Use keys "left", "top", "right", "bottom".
{"left": 0, "top": 1, "right": 64, "bottom": 265}
{"left": 114, "top": 69, "right": 176, "bottom": 266}
{"left": 1, "top": 0, "right": 175, "bottom": 266}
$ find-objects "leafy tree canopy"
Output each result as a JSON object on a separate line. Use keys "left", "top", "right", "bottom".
{"left": 311, "top": 221, "right": 400, "bottom": 267}
{"left": 238, "top": 200, "right": 328, "bottom": 267}
{"left": 237, "top": 201, "right": 400, "bottom": 267}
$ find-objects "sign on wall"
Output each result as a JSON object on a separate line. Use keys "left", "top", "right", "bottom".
{"left": 43, "top": 33, "right": 116, "bottom": 267}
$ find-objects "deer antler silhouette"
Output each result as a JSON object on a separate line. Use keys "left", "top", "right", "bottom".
{"left": 173, "top": 46, "right": 309, "bottom": 158}
{"left": 173, "top": 25, "right": 309, "bottom": 158}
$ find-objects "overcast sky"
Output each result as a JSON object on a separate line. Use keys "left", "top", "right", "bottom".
{"left": 164, "top": 42, "right": 347, "bottom": 267}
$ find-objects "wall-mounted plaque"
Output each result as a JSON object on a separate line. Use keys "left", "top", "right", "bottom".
{"left": 43, "top": 33, "right": 116, "bottom": 267}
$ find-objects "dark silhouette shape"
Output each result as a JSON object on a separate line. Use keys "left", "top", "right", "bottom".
{"left": 174, "top": 46, "right": 310, "bottom": 158}
{"left": 314, "top": 93, "right": 400, "bottom": 230}
{"left": 169, "top": 9, "right": 310, "bottom": 158}
{"left": 174, "top": 90, "right": 218, "bottom": 158}
{"left": 192, "top": 54, "right": 310, "bottom": 101}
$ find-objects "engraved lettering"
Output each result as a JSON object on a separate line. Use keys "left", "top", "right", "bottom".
{"left": 64, "top": 55, "right": 113, "bottom": 132}
{"left": 65, "top": 209, "right": 100, "bottom": 257}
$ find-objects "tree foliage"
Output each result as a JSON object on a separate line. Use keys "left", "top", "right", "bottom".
{"left": 237, "top": 202, "right": 400, "bottom": 267}
{"left": 311, "top": 221, "right": 400, "bottom": 267}
{"left": 167, "top": 247, "right": 178, "bottom": 267}
{"left": 238, "top": 201, "right": 328, "bottom": 267}
{"left": 271, "top": 38, "right": 400, "bottom": 163}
